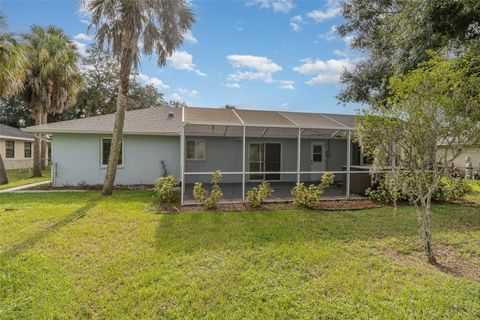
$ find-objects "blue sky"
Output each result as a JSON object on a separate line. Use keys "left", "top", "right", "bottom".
{"left": 0, "top": 0, "right": 362, "bottom": 115}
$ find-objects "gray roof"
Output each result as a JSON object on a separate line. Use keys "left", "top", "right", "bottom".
{"left": 24, "top": 106, "right": 182, "bottom": 135}
{"left": 24, "top": 106, "right": 355, "bottom": 135}
{"left": 0, "top": 123, "right": 34, "bottom": 140}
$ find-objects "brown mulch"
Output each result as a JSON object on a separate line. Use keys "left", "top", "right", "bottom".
{"left": 379, "top": 244, "right": 480, "bottom": 282}
{"left": 159, "top": 199, "right": 383, "bottom": 214}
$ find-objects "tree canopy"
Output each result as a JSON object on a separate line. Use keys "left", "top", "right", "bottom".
{"left": 356, "top": 53, "right": 480, "bottom": 262}
{"left": 338, "top": 0, "right": 480, "bottom": 104}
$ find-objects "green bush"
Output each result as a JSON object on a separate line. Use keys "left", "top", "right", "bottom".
{"left": 366, "top": 176, "right": 472, "bottom": 203}
{"left": 192, "top": 170, "right": 223, "bottom": 209}
{"left": 439, "top": 176, "right": 472, "bottom": 201}
{"left": 247, "top": 181, "right": 274, "bottom": 207}
{"left": 291, "top": 172, "right": 335, "bottom": 209}
{"left": 155, "top": 175, "right": 179, "bottom": 205}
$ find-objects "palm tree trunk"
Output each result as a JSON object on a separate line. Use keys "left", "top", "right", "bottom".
{"left": 102, "top": 41, "right": 134, "bottom": 196}
{"left": 0, "top": 154, "right": 8, "bottom": 185}
{"left": 32, "top": 113, "right": 43, "bottom": 177}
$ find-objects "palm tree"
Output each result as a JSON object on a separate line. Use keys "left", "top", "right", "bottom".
{"left": 0, "top": 14, "right": 28, "bottom": 184}
{"left": 82, "top": 0, "right": 195, "bottom": 195}
{"left": 21, "top": 25, "right": 82, "bottom": 177}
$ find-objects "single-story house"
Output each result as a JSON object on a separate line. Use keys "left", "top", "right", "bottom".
{"left": 25, "top": 106, "right": 373, "bottom": 204}
{"left": 0, "top": 123, "right": 36, "bottom": 170}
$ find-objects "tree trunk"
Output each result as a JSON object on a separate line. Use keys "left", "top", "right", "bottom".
{"left": 416, "top": 197, "right": 436, "bottom": 264}
{"left": 40, "top": 112, "right": 47, "bottom": 170}
{"left": 102, "top": 39, "right": 134, "bottom": 196}
{"left": 0, "top": 154, "right": 8, "bottom": 185}
{"left": 32, "top": 113, "right": 43, "bottom": 178}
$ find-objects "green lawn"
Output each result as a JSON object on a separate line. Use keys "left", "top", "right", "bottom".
{"left": 0, "top": 191, "right": 479, "bottom": 319}
{"left": 0, "top": 168, "right": 51, "bottom": 190}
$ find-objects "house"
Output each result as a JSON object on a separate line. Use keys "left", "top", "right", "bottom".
{"left": 24, "top": 106, "right": 371, "bottom": 203}
{"left": 0, "top": 123, "right": 35, "bottom": 170}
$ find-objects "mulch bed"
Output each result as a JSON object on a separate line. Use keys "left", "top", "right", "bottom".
{"left": 159, "top": 199, "right": 383, "bottom": 214}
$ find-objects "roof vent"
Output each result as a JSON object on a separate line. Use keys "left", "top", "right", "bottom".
{"left": 167, "top": 112, "right": 174, "bottom": 118}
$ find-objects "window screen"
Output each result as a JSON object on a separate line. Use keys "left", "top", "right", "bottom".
{"left": 186, "top": 140, "right": 205, "bottom": 160}
{"left": 101, "top": 138, "right": 122, "bottom": 166}
{"left": 6, "top": 141, "right": 14, "bottom": 158}
{"left": 24, "top": 142, "right": 32, "bottom": 158}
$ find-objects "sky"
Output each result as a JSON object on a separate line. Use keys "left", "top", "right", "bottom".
{"left": 0, "top": 0, "right": 363, "bottom": 115}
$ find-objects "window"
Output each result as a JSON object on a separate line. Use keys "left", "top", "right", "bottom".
{"left": 186, "top": 140, "right": 205, "bottom": 160}
{"left": 24, "top": 142, "right": 32, "bottom": 158}
{"left": 312, "top": 145, "right": 323, "bottom": 162}
{"left": 101, "top": 138, "right": 123, "bottom": 166}
{"left": 5, "top": 140, "right": 14, "bottom": 158}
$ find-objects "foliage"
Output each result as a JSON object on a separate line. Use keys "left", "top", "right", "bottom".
{"left": 439, "top": 177, "right": 473, "bottom": 201}
{"left": 192, "top": 170, "right": 223, "bottom": 209}
{"left": 337, "top": 0, "right": 480, "bottom": 105}
{"left": 246, "top": 181, "right": 274, "bottom": 207}
{"left": 154, "top": 175, "right": 178, "bottom": 205}
{"left": 0, "top": 96, "right": 34, "bottom": 127}
{"left": 356, "top": 53, "right": 480, "bottom": 263}
{"left": 0, "top": 14, "right": 27, "bottom": 99}
{"left": 366, "top": 176, "right": 472, "bottom": 203}
{"left": 82, "top": 0, "right": 194, "bottom": 195}
{"left": 291, "top": 172, "right": 335, "bottom": 209}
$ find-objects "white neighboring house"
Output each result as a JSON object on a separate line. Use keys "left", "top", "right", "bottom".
{"left": 0, "top": 123, "right": 36, "bottom": 170}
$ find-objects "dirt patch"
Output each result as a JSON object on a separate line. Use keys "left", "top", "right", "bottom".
{"left": 379, "top": 244, "right": 480, "bottom": 281}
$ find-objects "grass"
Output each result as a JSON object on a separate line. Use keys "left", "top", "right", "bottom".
{"left": 0, "top": 191, "right": 479, "bottom": 319}
{"left": 0, "top": 168, "right": 51, "bottom": 190}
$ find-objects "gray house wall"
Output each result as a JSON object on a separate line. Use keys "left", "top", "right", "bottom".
{"left": 51, "top": 133, "right": 351, "bottom": 187}
{"left": 52, "top": 133, "right": 180, "bottom": 186}
{"left": 185, "top": 136, "right": 350, "bottom": 183}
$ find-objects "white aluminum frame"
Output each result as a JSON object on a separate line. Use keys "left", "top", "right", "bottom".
{"left": 180, "top": 106, "right": 357, "bottom": 205}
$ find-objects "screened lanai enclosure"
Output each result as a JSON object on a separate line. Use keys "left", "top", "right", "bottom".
{"left": 180, "top": 107, "right": 372, "bottom": 205}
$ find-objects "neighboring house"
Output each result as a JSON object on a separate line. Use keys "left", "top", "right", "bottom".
{"left": 0, "top": 123, "right": 35, "bottom": 170}
{"left": 24, "top": 106, "right": 370, "bottom": 203}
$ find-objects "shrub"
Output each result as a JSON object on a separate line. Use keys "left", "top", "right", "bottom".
{"left": 366, "top": 176, "right": 472, "bottom": 203}
{"left": 192, "top": 170, "right": 223, "bottom": 210}
{"left": 291, "top": 172, "right": 335, "bottom": 209}
{"left": 155, "top": 175, "right": 179, "bottom": 205}
{"left": 439, "top": 176, "right": 472, "bottom": 201}
{"left": 247, "top": 181, "right": 274, "bottom": 207}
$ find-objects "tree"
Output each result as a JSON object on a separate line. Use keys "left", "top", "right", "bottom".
{"left": 356, "top": 53, "right": 480, "bottom": 263}
{"left": 0, "top": 96, "right": 34, "bottom": 128}
{"left": 21, "top": 25, "right": 82, "bottom": 176}
{"left": 337, "top": 0, "right": 480, "bottom": 105}
{"left": 83, "top": 0, "right": 195, "bottom": 195}
{"left": 0, "top": 13, "right": 28, "bottom": 185}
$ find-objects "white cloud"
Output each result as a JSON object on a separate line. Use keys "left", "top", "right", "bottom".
{"left": 307, "top": 0, "right": 341, "bottom": 22}
{"left": 247, "top": 0, "right": 295, "bottom": 13}
{"left": 227, "top": 54, "right": 282, "bottom": 84}
{"left": 279, "top": 80, "right": 295, "bottom": 90}
{"left": 137, "top": 73, "right": 170, "bottom": 90}
{"left": 183, "top": 30, "right": 197, "bottom": 44}
{"left": 73, "top": 40, "right": 87, "bottom": 56}
{"left": 74, "top": 33, "right": 93, "bottom": 42}
{"left": 293, "top": 58, "right": 353, "bottom": 85}
{"left": 167, "top": 50, "right": 206, "bottom": 76}
{"left": 77, "top": 1, "right": 92, "bottom": 25}
{"left": 225, "top": 83, "right": 241, "bottom": 88}
{"left": 170, "top": 93, "right": 182, "bottom": 101}
{"left": 290, "top": 15, "right": 305, "bottom": 32}
{"left": 170, "top": 88, "right": 199, "bottom": 102}
{"left": 318, "top": 25, "right": 338, "bottom": 41}
{"left": 176, "top": 88, "right": 199, "bottom": 97}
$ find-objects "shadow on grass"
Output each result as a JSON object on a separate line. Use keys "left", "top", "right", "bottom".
{"left": 1, "top": 200, "right": 98, "bottom": 259}
{"left": 155, "top": 205, "right": 480, "bottom": 254}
